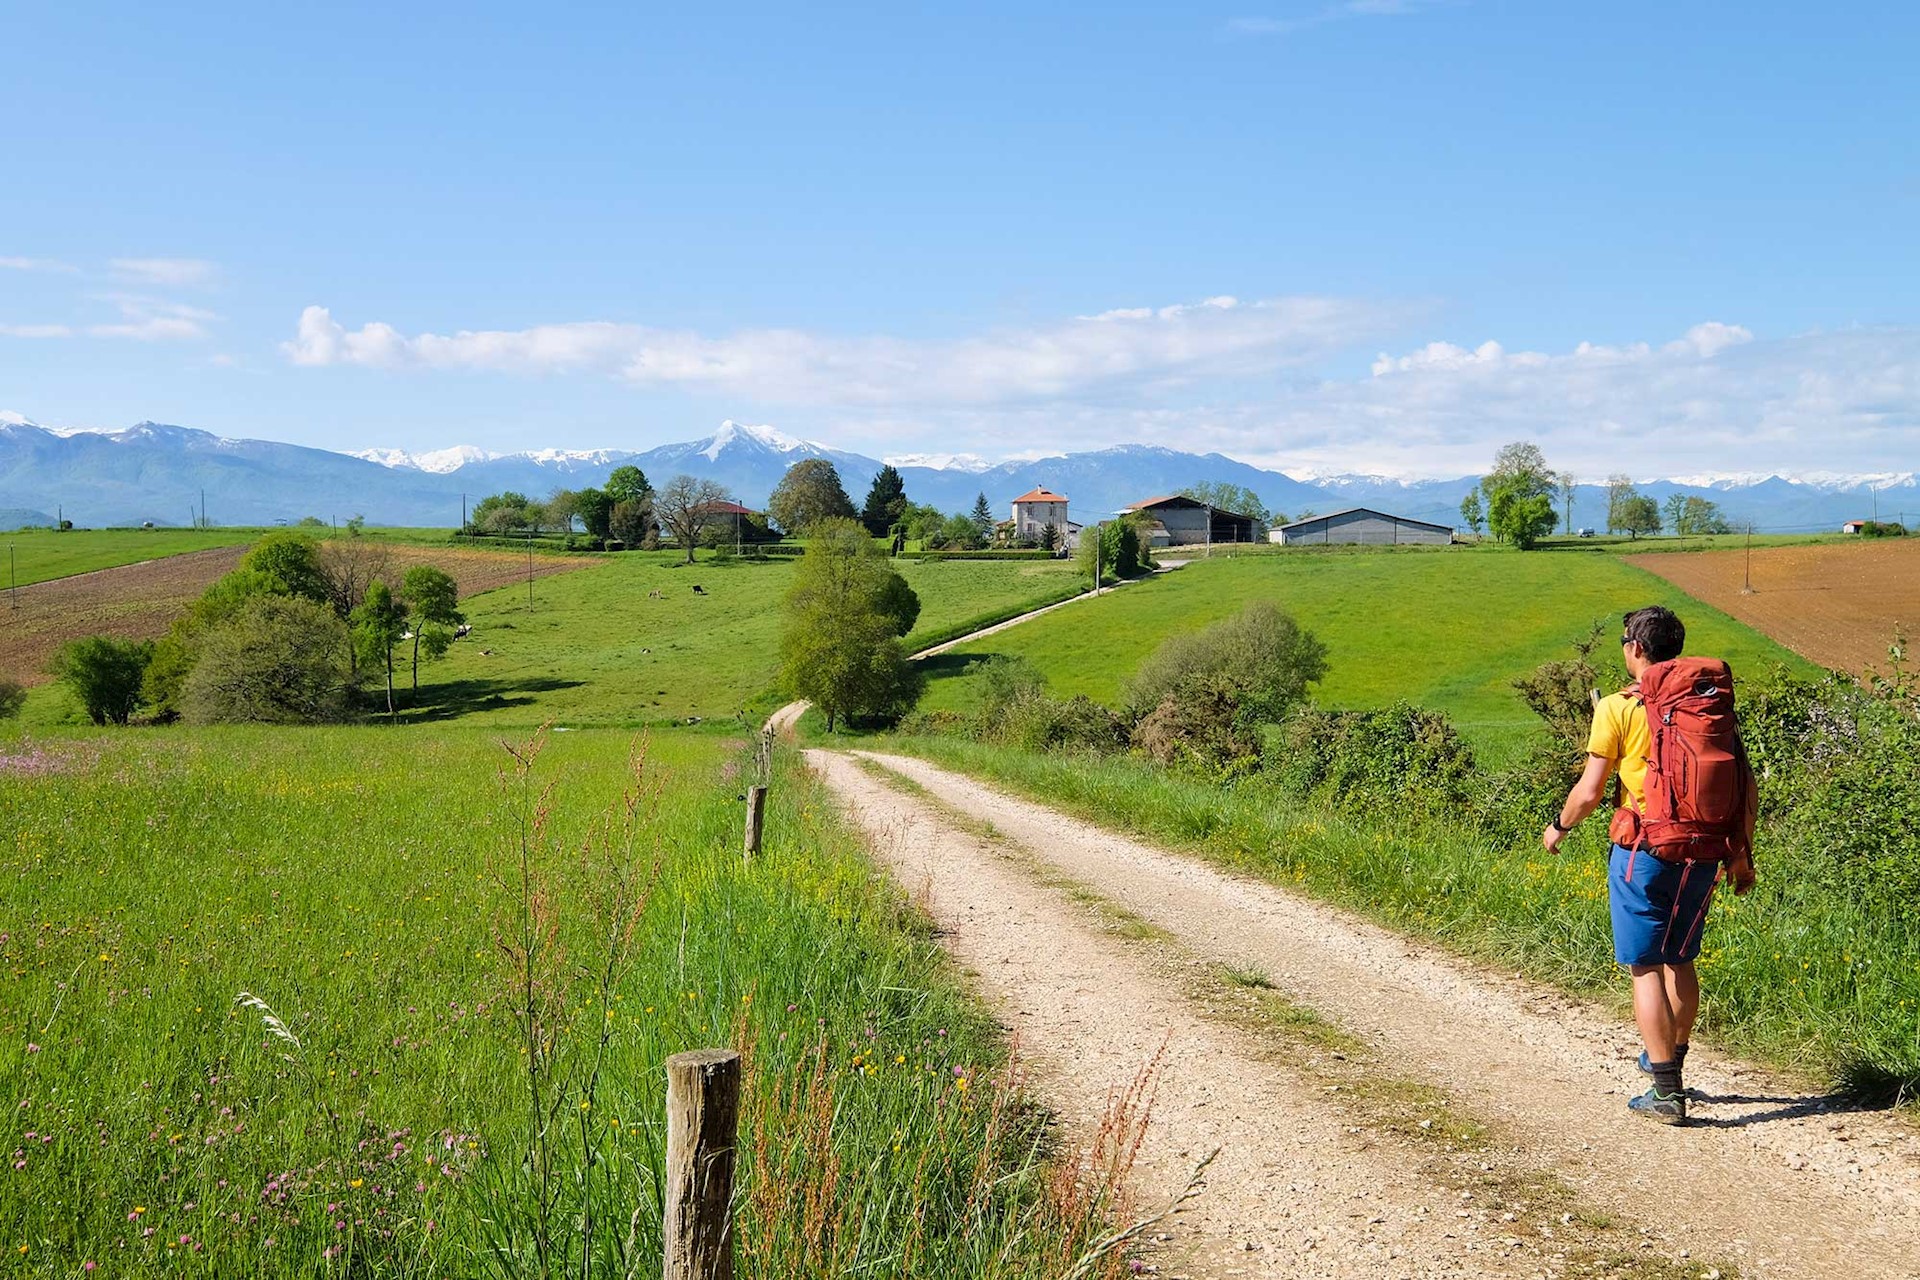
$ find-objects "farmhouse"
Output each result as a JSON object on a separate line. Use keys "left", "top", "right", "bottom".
{"left": 1842, "top": 520, "right": 1867, "bottom": 534}
{"left": 1010, "top": 487, "right": 1070, "bottom": 542}
{"left": 1271, "top": 507, "right": 1453, "bottom": 546}
{"left": 1122, "top": 495, "right": 1257, "bottom": 547}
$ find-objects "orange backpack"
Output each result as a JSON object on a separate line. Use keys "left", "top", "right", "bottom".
{"left": 1607, "top": 657, "right": 1759, "bottom": 890}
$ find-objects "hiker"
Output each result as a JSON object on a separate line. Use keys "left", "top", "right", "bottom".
{"left": 1541, "top": 605, "right": 1758, "bottom": 1125}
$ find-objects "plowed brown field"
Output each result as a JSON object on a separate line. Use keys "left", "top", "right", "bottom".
{"left": 0, "top": 542, "right": 590, "bottom": 687}
{"left": 1628, "top": 538, "right": 1920, "bottom": 676}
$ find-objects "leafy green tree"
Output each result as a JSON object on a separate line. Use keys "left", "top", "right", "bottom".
{"left": 574, "top": 487, "right": 613, "bottom": 539}
{"left": 654, "top": 475, "right": 731, "bottom": 563}
{"left": 0, "top": 676, "right": 26, "bottom": 721}
{"left": 1617, "top": 494, "right": 1662, "bottom": 539}
{"left": 473, "top": 491, "right": 535, "bottom": 534}
{"left": 900, "top": 502, "right": 946, "bottom": 546}
{"left": 399, "top": 566, "right": 463, "bottom": 693}
{"left": 180, "top": 596, "right": 352, "bottom": 724}
{"left": 969, "top": 492, "right": 993, "bottom": 539}
{"left": 544, "top": 489, "right": 581, "bottom": 533}
{"left": 1559, "top": 472, "right": 1577, "bottom": 534}
{"left": 1127, "top": 602, "right": 1329, "bottom": 767}
{"left": 1481, "top": 441, "right": 1558, "bottom": 549}
{"left": 1459, "top": 488, "right": 1485, "bottom": 535}
{"left": 779, "top": 518, "right": 923, "bottom": 731}
{"left": 608, "top": 498, "right": 652, "bottom": 546}
{"left": 1605, "top": 474, "right": 1634, "bottom": 534}
{"left": 51, "top": 636, "right": 154, "bottom": 725}
{"left": 239, "top": 531, "right": 330, "bottom": 602}
{"left": 605, "top": 465, "right": 652, "bottom": 508}
{"left": 768, "top": 459, "right": 856, "bottom": 535}
{"left": 351, "top": 581, "right": 409, "bottom": 717}
{"left": 861, "top": 465, "right": 909, "bottom": 536}
{"left": 1665, "top": 494, "right": 1730, "bottom": 535}
{"left": 935, "top": 513, "right": 982, "bottom": 550}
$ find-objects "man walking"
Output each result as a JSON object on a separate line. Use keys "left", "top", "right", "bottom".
{"left": 1542, "top": 605, "right": 1756, "bottom": 1124}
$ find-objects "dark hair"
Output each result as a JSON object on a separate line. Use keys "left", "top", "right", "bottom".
{"left": 1623, "top": 606, "right": 1685, "bottom": 663}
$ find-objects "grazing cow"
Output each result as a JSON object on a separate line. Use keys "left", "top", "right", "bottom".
{"left": 454, "top": 623, "right": 472, "bottom": 638}
{"left": 647, "top": 589, "right": 663, "bottom": 600}
{"left": 691, "top": 585, "right": 706, "bottom": 595}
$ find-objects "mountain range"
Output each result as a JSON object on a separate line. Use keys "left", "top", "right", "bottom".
{"left": 2, "top": 415, "right": 1914, "bottom": 534}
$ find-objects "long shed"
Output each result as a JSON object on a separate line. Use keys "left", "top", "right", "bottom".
{"left": 1272, "top": 507, "right": 1453, "bottom": 546}
{"left": 1122, "top": 494, "right": 1258, "bottom": 546}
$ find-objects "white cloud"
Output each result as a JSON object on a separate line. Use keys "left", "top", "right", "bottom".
{"left": 0, "top": 257, "right": 75, "bottom": 273}
{"left": 0, "top": 323, "right": 74, "bottom": 338}
{"left": 85, "top": 295, "right": 218, "bottom": 342}
{"left": 284, "top": 295, "right": 1401, "bottom": 405}
{"left": 109, "top": 257, "right": 217, "bottom": 287}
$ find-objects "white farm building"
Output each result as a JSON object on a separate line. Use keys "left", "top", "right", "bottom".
{"left": 1270, "top": 507, "right": 1454, "bottom": 547}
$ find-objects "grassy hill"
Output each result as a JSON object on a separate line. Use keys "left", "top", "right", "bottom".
{"left": 410, "top": 550, "right": 1086, "bottom": 727}
{"left": 916, "top": 546, "right": 1815, "bottom": 755}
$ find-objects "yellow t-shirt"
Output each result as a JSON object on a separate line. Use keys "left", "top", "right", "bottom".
{"left": 1586, "top": 691, "right": 1651, "bottom": 809}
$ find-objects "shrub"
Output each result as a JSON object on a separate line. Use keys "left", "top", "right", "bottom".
{"left": 1861, "top": 521, "right": 1907, "bottom": 538}
{"left": 1133, "top": 677, "right": 1260, "bottom": 773}
{"left": 972, "top": 655, "right": 1047, "bottom": 730}
{"left": 180, "top": 596, "right": 353, "bottom": 724}
{"left": 996, "top": 691, "right": 1129, "bottom": 754}
{"left": 0, "top": 675, "right": 24, "bottom": 721}
{"left": 1127, "top": 602, "right": 1327, "bottom": 722}
{"left": 50, "top": 636, "right": 154, "bottom": 725}
{"left": 1266, "top": 702, "right": 1479, "bottom": 817}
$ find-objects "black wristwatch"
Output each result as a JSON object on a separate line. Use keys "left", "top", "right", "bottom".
{"left": 1549, "top": 816, "right": 1571, "bottom": 834}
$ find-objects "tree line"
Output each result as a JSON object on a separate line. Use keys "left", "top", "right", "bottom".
{"left": 1457, "top": 443, "right": 1733, "bottom": 548}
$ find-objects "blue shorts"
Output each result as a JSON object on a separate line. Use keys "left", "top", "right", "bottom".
{"left": 1608, "top": 844, "right": 1720, "bottom": 967}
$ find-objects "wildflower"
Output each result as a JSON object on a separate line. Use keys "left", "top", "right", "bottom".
{"left": 24, "top": 1044, "right": 38, "bottom": 1054}
{"left": 349, "top": 1179, "right": 363, "bottom": 1189}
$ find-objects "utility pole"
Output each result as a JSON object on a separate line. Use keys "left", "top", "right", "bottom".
{"left": 526, "top": 528, "right": 534, "bottom": 605}
{"left": 461, "top": 492, "right": 467, "bottom": 535}
{"left": 200, "top": 487, "right": 206, "bottom": 529}
{"left": 1204, "top": 503, "right": 1212, "bottom": 558}
{"left": 1742, "top": 522, "right": 1754, "bottom": 595}
{"left": 8, "top": 543, "right": 16, "bottom": 610}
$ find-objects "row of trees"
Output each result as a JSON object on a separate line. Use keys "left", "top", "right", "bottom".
{"left": 50, "top": 531, "right": 466, "bottom": 726}
{"left": 472, "top": 468, "right": 758, "bottom": 563}
{"left": 1458, "top": 444, "right": 1734, "bottom": 547}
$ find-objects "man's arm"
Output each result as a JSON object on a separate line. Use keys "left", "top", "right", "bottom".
{"left": 1542, "top": 753, "right": 1614, "bottom": 853}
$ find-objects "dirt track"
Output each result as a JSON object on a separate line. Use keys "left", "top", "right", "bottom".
{"left": 1629, "top": 539, "right": 1920, "bottom": 676}
{"left": 806, "top": 747, "right": 1920, "bottom": 1279}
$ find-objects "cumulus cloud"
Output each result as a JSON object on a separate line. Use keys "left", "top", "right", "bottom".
{"left": 0, "top": 323, "right": 74, "bottom": 338}
{"left": 109, "top": 257, "right": 217, "bottom": 287}
{"left": 284, "top": 295, "right": 1400, "bottom": 404}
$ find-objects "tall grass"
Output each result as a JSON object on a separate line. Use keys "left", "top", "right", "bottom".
{"left": 0, "top": 724, "right": 1134, "bottom": 1275}
{"left": 882, "top": 734, "right": 1920, "bottom": 1101}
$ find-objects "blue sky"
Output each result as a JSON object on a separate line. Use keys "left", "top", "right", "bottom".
{"left": 3, "top": 1, "right": 1916, "bottom": 477}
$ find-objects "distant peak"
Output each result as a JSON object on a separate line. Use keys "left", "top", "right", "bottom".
{"left": 0, "top": 410, "right": 35, "bottom": 428}
{"left": 703, "top": 419, "right": 813, "bottom": 460}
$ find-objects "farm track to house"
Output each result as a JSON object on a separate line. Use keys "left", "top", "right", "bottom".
{"left": 1628, "top": 538, "right": 1920, "bottom": 677}
{"left": 800, "top": 746, "right": 1920, "bottom": 1279}
{"left": 0, "top": 541, "right": 592, "bottom": 687}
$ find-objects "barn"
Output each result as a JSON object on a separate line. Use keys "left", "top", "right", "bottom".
{"left": 1122, "top": 495, "right": 1258, "bottom": 547}
{"left": 1271, "top": 507, "right": 1453, "bottom": 546}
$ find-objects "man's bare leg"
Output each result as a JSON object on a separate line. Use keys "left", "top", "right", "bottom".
{"left": 1663, "top": 961, "right": 1699, "bottom": 1049}
{"left": 1631, "top": 963, "right": 1678, "bottom": 1062}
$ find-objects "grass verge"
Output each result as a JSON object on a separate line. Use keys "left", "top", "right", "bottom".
{"left": 0, "top": 724, "right": 1128, "bottom": 1276}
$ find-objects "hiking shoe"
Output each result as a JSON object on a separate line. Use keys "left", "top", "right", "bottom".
{"left": 1636, "top": 1051, "right": 1698, "bottom": 1098}
{"left": 1627, "top": 1087, "right": 1687, "bottom": 1125}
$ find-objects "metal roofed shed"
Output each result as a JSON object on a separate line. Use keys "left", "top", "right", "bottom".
{"left": 1271, "top": 507, "right": 1454, "bottom": 546}
{"left": 1121, "top": 494, "right": 1257, "bottom": 547}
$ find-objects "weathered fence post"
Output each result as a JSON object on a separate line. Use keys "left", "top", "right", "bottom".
{"left": 664, "top": 1048, "right": 741, "bottom": 1280}
{"left": 743, "top": 786, "right": 768, "bottom": 856}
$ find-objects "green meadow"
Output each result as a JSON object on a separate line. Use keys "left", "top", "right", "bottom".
{"left": 419, "top": 551, "right": 1085, "bottom": 727}
{"left": 916, "top": 547, "right": 1814, "bottom": 755}
{"left": 0, "top": 528, "right": 260, "bottom": 588}
{"left": 0, "top": 726, "right": 1121, "bottom": 1277}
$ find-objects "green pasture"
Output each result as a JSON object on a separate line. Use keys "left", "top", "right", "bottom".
{"left": 880, "top": 734, "right": 1920, "bottom": 1102}
{"left": 0, "top": 725, "right": 1113, "bottom": 1276}
{"left": 418, "top": 551, "right": 1085, "bottom": 727}
{"left": 0, "top": 527, "right": 260, "bottom": 588}
{"left": 915, "top": 548, "right": 1814, "bottom": 755}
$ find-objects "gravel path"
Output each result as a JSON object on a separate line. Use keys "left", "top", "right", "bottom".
{"left": 810, "top": 747, "right": 1920, "bottom": 1280}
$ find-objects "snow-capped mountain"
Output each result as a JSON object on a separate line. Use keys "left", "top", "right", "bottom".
{"left": 3, "top": 415, "right": 1916, "bottom": 531}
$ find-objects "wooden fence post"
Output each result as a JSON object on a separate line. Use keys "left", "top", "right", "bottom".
{"left": 664, "top": 1048, "right": 741, "bottom": 1280}
{"left": 743, "top": 786, "right": 768, "bottom": 857}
